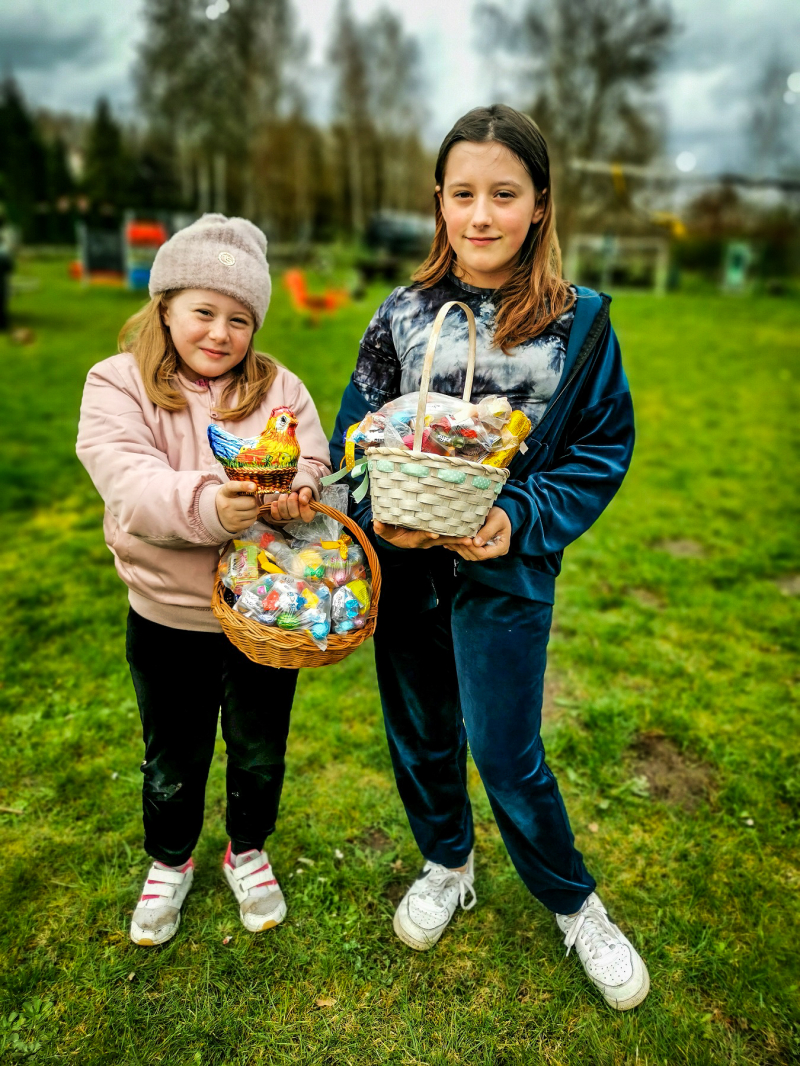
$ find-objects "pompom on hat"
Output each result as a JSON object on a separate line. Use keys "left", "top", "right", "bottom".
{"left": 148, "top": 213, "right": 271, "bottom": 329}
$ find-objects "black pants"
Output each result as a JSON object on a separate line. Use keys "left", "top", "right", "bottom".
{"left": 126, "top": 608, "right": 298, "bottom": 866}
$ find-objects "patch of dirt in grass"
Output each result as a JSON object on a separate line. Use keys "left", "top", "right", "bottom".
{"left": 774, "top": 573, "right": 800, "bottom": 596}
{"left": 542, "top": 675, "right": 560, "bottom": 722}
{"left": 347, "top": 826, "right": 393, "bottom": 852}
{"left": 629, "top": 587, "right": 666, "bottom": 609}
{"left": 652, "top": 538, "right": 706, "bottom": 558}
{"left": 630, "top": 731, "right": 713, "bottom": 812}
{"left": 385, "top": 881, "right": 407, "bottom": 907}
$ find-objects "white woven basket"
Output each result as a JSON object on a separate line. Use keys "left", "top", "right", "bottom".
{"left": 368, "top": 300, "right": 509, "bottom": 538}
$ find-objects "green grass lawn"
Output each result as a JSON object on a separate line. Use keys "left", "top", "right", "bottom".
{"left": 1, "top": 258, "right": 799, "bottom": 1065}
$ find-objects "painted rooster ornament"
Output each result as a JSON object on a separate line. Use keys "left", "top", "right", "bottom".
{"left": 208, "top": 406, "right": 300, "bottom": 494}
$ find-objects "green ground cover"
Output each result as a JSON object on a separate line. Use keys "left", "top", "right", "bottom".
{"left": 0, "top": 258, "right": 798, "bottom": 1065}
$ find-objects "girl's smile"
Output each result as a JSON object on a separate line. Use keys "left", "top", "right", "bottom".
{"left": 438, "top": 140, "right": 545, "bottom": 289}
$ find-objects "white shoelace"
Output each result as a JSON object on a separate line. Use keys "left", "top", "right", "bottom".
{"left": 418, "top": 863, "right": 477, "bottom": 912}
{"left": 562, "top": 901, "right": 619, "bottom": 960}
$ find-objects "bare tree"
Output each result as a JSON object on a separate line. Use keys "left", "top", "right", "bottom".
{"left": 748, "top": 55, "right": 800, "bottom": 178}
{"left": 367, "top": 9, "right": 426, "bottom": 211}
{"left": 330, "top": 2, "right": 432, "bottom": 232}
{"left": 329, "top": 0, "right": 373, "bottom": 236}
{"left": 477, "top": 0, "right": 674, "bottom": 243}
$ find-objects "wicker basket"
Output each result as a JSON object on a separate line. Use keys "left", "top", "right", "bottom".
{"left": 368, "top": 300, "right": 509, "bottom": 538}
{"left": 211, "top": 501, "right": 381, "bottom": 668}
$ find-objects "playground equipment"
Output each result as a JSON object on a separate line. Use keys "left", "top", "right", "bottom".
{"left": 284, "top": 269, "right": 348, "bottom": 326}
{"left": 76, "top": 223, "right": 125, "bottom": 285}
{"left": 565, "top": 235, "right": 670, "bottom": 294}
{"left": 125, "top": 220, "right": 168, "bottom": 290}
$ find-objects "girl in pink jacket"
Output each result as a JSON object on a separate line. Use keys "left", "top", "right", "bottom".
{"left": 77, "top": 214, "right": 331, "bottom": 946}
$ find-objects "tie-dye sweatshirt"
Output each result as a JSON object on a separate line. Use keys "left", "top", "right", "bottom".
{"left": 353, "top": 272, "right": 575, "bottom": 425}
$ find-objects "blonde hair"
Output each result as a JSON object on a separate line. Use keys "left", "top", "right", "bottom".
{"left": 411, "top": 105, "right": 574, "bottom": 352}
{"left": 118, "top": 292, "right": 278, "bottom": 421}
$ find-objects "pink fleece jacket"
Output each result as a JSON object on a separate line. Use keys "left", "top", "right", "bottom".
{"left": 77, "top": 353, "right": 331, "bottom": 632}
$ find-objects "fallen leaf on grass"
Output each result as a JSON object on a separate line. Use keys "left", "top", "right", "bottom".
{"left": 298, "top": 857, "right": 315, "bottom": 866}
{"left": 222, "top": 936, "right": 232, "bottom": 945}
{"left": 390, "top": 859, "right": 404, "bottom": 872}
{"left": 316, "top": 997, "right": 336, "bottom": 1007}
{"left": 127, "top": 973, "right": 135, "bottom": 982}
{"left": 588, "top": 822, "right": 599, "bottom": 833}
{"left": 334, "top": 848, "right": 344, "bottom": 860}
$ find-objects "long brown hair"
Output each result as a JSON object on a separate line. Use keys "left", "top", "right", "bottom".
{"left": 118, "top": 292, "right": 278, "bottom": 421}
{"left": 412, "top": 104, "right": 574, "bottom": 351}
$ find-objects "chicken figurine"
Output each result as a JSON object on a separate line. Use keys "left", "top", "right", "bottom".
{"left": 208, "top": 406, "right": 301, "bottom": 494}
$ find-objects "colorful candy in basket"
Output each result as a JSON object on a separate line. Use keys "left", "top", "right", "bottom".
{"left": 219, "top": 543, "right": 260, "bottom": 595}
{"left": 218, "top": 523, "right": 290, "bottom": 593}
{"left": 345, "top": 392, "right": 531, "bottom": 469}
{"left": 331, "top": 578, "right": 371, "bottom": 634}
{"left": 217, "top": 487, "right": 373, "bottom": 650}
{"left": 235, "top": 573, "right": 331, "bottom": 649}
{"left": 319, "top": 536, "right": 366, "bottom": 589}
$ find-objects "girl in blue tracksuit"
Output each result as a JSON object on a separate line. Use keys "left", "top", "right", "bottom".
{"left": 329, "top": 105, "right": 648, "bottom": 1010}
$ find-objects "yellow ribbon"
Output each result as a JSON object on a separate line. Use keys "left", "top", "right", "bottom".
{"left": 320, "top": 533, "right": 353, "bottom": 560}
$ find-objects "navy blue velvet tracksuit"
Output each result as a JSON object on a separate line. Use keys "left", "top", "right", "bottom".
{"left": 330, "top": 286, "right": 635, "bottom": 916}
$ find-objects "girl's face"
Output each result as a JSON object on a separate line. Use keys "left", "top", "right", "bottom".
{"left": 162, "top": 289, "right": 255, "bottom": 380}
{"left": 438, "top": 140, "right": 545, "bottom": 289}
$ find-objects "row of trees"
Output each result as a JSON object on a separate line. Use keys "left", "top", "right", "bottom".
{"left": 0, "top": 80, "right": 183, "bottom": 242}
{"left": 1, "top": 0, "right": 437, "bottom": 243}
{"left": 8, "top": 0, "right": 795, "bottom": 251}
{"left": 134, "top": 0, "right": 434, "bottom": 241}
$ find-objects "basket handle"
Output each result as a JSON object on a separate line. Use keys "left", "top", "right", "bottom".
{"left": 412, "top": 300, "right": 477, "bottom": 452}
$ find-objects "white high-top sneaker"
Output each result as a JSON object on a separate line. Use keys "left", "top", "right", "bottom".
{"left": 393, "top": 852, "right": 476, "bottom": 951}
{"left": 556, "top": 892, "right": 650, "bottom": 1010}
{"left": 130, "top": 858, "right": 194, "bottom": 946}
{"left": 223, "top": 843, "right": 286, "bottom": 933}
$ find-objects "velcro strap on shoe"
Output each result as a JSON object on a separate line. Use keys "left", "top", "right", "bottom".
{"left": 139, "top": 889, "right": 176, "bottom": 907}
{"left": 148, "top": 867, "right": 186, "bottom": 885}
{"left": 232, "top": 853, "right": 269, "bottom": 880}
{"left": 239, "top": 868, "right": 275, "bottom": 893}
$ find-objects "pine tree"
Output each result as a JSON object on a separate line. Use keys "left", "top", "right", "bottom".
{"left": 83, "top": 98, "right": 130, "bottom": 216}
{"left": 0, "top": 77, "right": 48, "bottom": 240}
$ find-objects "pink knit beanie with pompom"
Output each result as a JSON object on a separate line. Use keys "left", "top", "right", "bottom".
{"left": 148, "top": 213, "right": 271, "bottom": 329}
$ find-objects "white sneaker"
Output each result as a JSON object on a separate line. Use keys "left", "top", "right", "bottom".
{"left": 130, "top": 858, "right": 194, "bottom": 946}
{"left": 393, "top": 852, "right": 476, "bottom": 951}
{"left": 223, "top": 843, "right": 287, "bottom": 933}
{"left": 556, "top": 892, "right": 650, "bottom": 1010}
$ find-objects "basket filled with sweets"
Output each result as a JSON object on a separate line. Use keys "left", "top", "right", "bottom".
{"left": 330, "top": 300, "right": 532, "bottom": 539}
{"left": 211, "top": 493, "right": 381, "bottom": 669}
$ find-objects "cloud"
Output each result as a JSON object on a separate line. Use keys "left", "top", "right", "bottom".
{"left": 0, "top": 20, "right": 99, "bottom": 73}
{"left": 660, "top": 0, "right": 800, "bottom": 171}
{"left": 1, "top": 1, "right": 144, "bottom": 116}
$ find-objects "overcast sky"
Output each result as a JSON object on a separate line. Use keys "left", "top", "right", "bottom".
{"left": 2, "top": 0, "right": 799, "bottom": 176}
